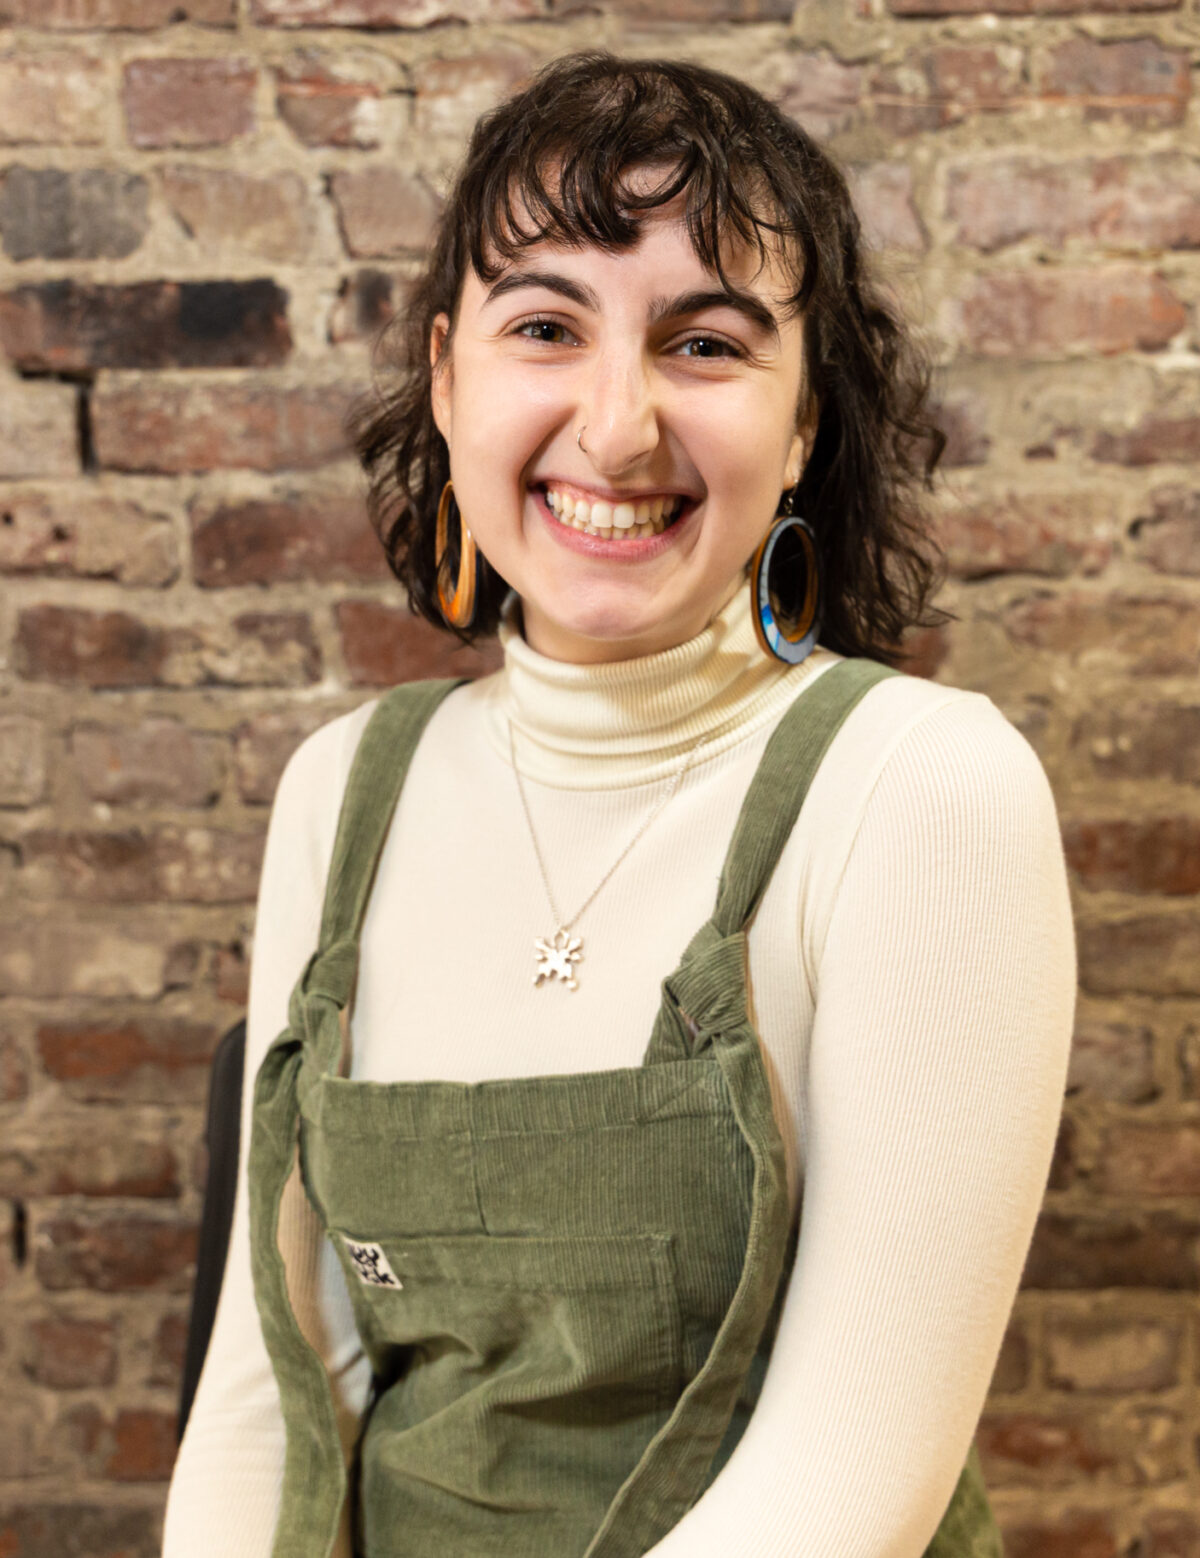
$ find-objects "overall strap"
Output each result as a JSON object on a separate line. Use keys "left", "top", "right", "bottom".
{"left": 247, "top": 674, "right": 468, "bottom": 1558}
{"left": 301, "top": 675, "right": 471, "bottom": 1079}
{"left": 712, "top": 656, "right": 902, "bottom": 936}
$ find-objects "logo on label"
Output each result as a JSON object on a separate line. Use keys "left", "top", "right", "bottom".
{"left": 342, "top": 1238, "right": 402, "bottom": 1289}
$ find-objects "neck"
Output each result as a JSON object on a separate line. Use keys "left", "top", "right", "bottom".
{"left": 483, "top": 583, "right": 836, "bottom": 789}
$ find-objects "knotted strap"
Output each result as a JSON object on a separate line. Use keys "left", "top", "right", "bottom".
{"left": 589, "top": 658, "right": 900, "bottom": 1557}
{"left": 247, "top": 675, "right": 469, "bottom": 1558}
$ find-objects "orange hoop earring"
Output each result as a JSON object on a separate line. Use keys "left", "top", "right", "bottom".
{"left": 435, "top": 479, "right": 478, "bottom": 630}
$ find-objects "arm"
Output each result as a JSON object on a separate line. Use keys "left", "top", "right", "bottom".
{"left": 646, "top": 698, "right": 1077, "bottom": 1555}
{"left": 163, "top": 715, "right": 374, "bottom": 1557}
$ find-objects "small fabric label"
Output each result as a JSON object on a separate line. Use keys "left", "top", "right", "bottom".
{"left": 342, "top": 1237, "right": 402, "bottom": 1289}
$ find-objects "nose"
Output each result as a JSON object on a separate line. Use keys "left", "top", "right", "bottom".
{"left": 577, "top": 342, "right": 659, "bottom": 475}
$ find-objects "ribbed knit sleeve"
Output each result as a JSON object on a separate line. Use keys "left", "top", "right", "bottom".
{"left": 643, "top": 699, "right": 1076, "bottom": 1556}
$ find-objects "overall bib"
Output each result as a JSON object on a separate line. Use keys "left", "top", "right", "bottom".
{"left": 249, "top": 658, "right": 1005, "bottom": 1558}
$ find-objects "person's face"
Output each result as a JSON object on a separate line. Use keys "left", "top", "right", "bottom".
{"left": 429, "top": 180, "right": 813, "bottom": 664}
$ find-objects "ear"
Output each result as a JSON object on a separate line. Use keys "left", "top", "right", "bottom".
{"left": 785, "top": 396, "right": 819, "bottom": 487}
{"left": 429, "top": 311, "right": 452, "bottom": 443}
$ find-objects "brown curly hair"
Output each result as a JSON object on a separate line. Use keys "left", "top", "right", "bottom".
{"left": 352, "top": 48, "right": 951, "bottom": 665}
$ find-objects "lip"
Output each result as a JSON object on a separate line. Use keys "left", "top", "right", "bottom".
{"left": 535, "top": 478, "right": 698, "bottom": 506}
{"left": 532, "top": 485, "right": 698, "bottom": 560}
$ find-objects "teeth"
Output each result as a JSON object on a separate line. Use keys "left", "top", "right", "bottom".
{"left": 543, "top": 486, "right": 683, "bottom": 540}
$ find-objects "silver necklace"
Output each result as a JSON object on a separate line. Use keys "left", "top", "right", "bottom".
{"left": 508, "top": 718, "right": 713, "bottom": 991}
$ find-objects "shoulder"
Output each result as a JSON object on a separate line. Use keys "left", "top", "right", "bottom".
{"left": 788, "top": 662, "right": 1063, "bottom": 972}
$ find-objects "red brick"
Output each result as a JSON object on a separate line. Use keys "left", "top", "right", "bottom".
{"left": 0, "top": 491, "right": 177, "bottom": 587}
{"left": 930, "top": 387, "right": 991, "bottom": 466}
{"left": 1092, "top": 413, "right": 1200, "bottom": 466}
{"left": 946, "top": 155, "right": 1200, "bottom": 253}
{"left": 869, "top": 45, "right": 1022, "bottom": 135}
{"left": 107, "top": 1408, "right": 177, "bottom": 1481}
{"left": 1095, "top": 1123, "right": 1200, "bottom": 1196}
{"left": 1, "top": 1035, "right": 30, "bottom": 1101}
{"left": 1070, "top": 702, "right": 1200, "bottom": 783}
{"left": 22, "top": 1315, "right": 117, "bottom": 1389}
{"left": 19, "top": 825, "right": 263, "bottom": 903}
{"left": 978, "top": 1405, "right": 1183, "bottom": 1486}
{"left": 0, "top": 920, "right": 198, "bottom": 1000}
{"left": 1179, "top": 1025, "right": 1200, "bottom": 1101}
{"left": 191, "top": 492, "right": 390, "bottom": 586}
{"left": 0, "top": 53, "right": 106, "bottom": 145}
{"left": 0, "top": 167, "right": 149, "bottom": 262}
{"left": 92, "top": 378, "right": 357, "bottom": 473}
{"left": 557, "top": 0, "right": 789, "bottom": 13}
{"left": 1001, "top": 1512, "right": 1118, "bottom": 1558}
{"left": 38, "top": 1015, "right": 218, "bottom": 1105}
{"left": 0, "top": 377, "right": 78, "bottom": 478}
{"left": 214, "top": 938, "right": 250, "bottom": 1005}
{"left": 1, "top": 0, "right": 234, "bottom": 20}
{"left": 936, "top": 490, "right": 1114, "bottom": 579}
{"left": 1003, "top": 592, "right": 1197, "bottom": 675}
{"left": 1141, "top": 1511, "right": 1200, "bottom": 1555}
{"left": 953, "top": 268, "right": 1184, "bottom": 357}
{"left": 0, "top": 280, "right": 291, "bottom": 372}
{"left": 1063, "top": 817, "right": 1200, "bottom": 895}
{"left": 150, "top": 1310, "right": 189, "bottom": 1388}
{"left": 250, "top": 0, "right": 545, "bottom": 21}
{"left": 847, "top": 162, "right": 925, "bottom": 252}
{"left": 123, "top": 57, "right": 255, "bottom": 149}
{"left": 1024, "top": 1211, "right": 1200, "bottom": 1289}
{"left": 337, "top": 598, "right": 504, "bottom": 685}
{"left": 1131, "top": 487, "right": 1200, "bottom": 576}
{"left": 989, "top": 1317, "right": 1031, "bottom": 1393}
{"left": 276, "top": 54, "right": 388, "bottom": 147}
{"left": 33, "top": 1211, "right": 197, "bottom": 1292}
{"left": 772, "top": 52, "right": 863, "bottom": 140}
{"left": 233, "top": 705, "right": 353, "bottom": 803}
{"left": 0, "top": 715, "right": 46, "bottom": 805}
{"left": 329, "top": 167, "right": 441, "bottom": 258}
{"left": 70, "top": 719, "right": 223, "bottom": 806}
{"left": 163, "top": 165, "right": 315, "bottom": 263}
{"left": 1044, "top": 1312, "right": 1183, "bottom": 1391}
{"left": 1077, "top": 915, "right": 1200, "bottom": 997}
{"left": 0, "top": 1134, "right": 179, "bottom": 1197}
{"left": 1038, "top": 37, "right": 1189, "bottom": 127}
{"left": 328, "top": 268, "right": 410, "bottom": 344}
{"left": 1066, "top": 1019, "right": 1157, "bottom": 1104}
{"left": 890, "top": 0, "right": 1177, "bottom": 13}
{"left": 0, "top": 1504, "right": 159, "bottom": 1558}
{"left": 412, "top": 46, "right": 533, "bottom": 140}
{"left": 15, "top": 603, "right": 322, "bottom": 687}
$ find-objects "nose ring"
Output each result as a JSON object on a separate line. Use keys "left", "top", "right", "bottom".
{"left": 577, "top": 425, "right": 588, "bottom": 455}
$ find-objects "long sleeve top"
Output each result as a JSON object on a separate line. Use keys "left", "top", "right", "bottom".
{"left": 163, "top": 580, "right": 1077, "bottom": 1557}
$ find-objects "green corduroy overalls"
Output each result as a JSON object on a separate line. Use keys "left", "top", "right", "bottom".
{"left": 248, "top": 656, "right": 1006, "bottom": 1558}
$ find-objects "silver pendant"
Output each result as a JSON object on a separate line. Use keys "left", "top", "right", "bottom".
{"left": 534, "top": 927, "right": 583, "bottom": 990}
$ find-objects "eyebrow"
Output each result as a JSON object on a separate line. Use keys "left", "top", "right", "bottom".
{"left": 483, "top": 268, "right": 780, "bottom": 341}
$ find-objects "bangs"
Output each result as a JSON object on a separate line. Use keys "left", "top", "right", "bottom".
{"left": 454, "top": 54, "right": 816, "bottom": 317}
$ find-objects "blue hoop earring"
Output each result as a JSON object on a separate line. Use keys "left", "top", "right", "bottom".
{"left": 750, "top": 488, "right": 822, "bottom": 665}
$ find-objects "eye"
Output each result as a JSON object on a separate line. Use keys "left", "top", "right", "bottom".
{"left": 512, "top": 316, "right": 576, "bottom": 345}
{"left": 677, "top": 334, "right": 744, "bottom": 360}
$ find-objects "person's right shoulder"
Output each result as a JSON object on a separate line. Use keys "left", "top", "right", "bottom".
{"left": 265, "top": 698, "right": 383, "bottom": 872}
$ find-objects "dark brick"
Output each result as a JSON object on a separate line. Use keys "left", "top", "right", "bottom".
{"left": 0, "top": 1135, "right": 179, "bottom": 1197}
{"left": 0, "top": 279, "right": 291, "bottom": 372}
{"left": 1001, "top": 1512, "right": 1118, "bottom": 1558}
{"left": 33, "top": 1211, "right": 197, "bottom": 1292}
{"left": 38, "top": 1016, "right": 219, "bottom": 1105}
{"left": 1023, "top": 1211, "right": 1200, "bottom": 1289}
{"left": 0, "top": 167, "right": 149, "bottom": 262}
{"left": 191, "top": 493, "right": 390, "bottom": 586}
{"left": 70, "top": 719, "right": 224, "bottom": 806}
{"left": 337, "top": 598, "right": 504, "bottom": 685}
{"left": 1063, "top": 817, "right": 1200, "bottom": 895}
{"left": 1070, "top": 702, "right": 1200, "bottom": 783}
{"left": 19, "top": 825, "right": 263, "bottom": 903}
{"left": 22, "top": 1315, "right": 118, "bottom": 1388}
{"left": 1092, "top": 415, "right": 1200, "bottom": 466}
{"left": 1131, "top": 487, "right": 1200, "bottom": 575}
{"left": 107, "top": 1408, "right": 177, "bottom": 1481}
{"left": 0, "top": 1504, "right": 159, "bottom": 1558}
{"left": 1078, "top": 915, "right": 1200, "bottom": 997}
{"left": 328, "top": 268, "right": 409, "bottom": 344}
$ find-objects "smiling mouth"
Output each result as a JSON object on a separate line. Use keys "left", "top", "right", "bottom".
{"left": 537, "top": 484, "right": 690, "bottom": 540}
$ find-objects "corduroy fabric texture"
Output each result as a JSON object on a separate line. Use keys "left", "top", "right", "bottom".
{"left": 248, "top": 658, "right": 1005, "bottom": 1558}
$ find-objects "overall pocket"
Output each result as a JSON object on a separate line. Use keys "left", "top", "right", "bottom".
{"left": 330, "top": 1229, "right": 683, "bottom": 1558}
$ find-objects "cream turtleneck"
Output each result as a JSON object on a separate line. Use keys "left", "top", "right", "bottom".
{"left": 164, "top": 585, "right": 1076, "bottom": 1558}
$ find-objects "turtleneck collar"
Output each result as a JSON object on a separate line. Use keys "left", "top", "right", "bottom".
{"left": 483, "top": 581, "right": 839, "bottom": 789}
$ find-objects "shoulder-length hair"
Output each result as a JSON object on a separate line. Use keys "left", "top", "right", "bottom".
{"left": 352, "top": 49, "right": 951, "bottom": 665}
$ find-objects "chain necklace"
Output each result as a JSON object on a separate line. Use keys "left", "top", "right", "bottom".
{"left": 508, "top": 718, "right": 714, "bottom": 991}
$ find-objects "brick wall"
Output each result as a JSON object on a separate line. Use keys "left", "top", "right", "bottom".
{"left": 0, "top": 0, "right": 1196, "bottom": 1552}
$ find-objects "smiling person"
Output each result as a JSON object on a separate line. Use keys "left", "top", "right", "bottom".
{"left": 164, "top": 51, "right": 1076, "bottom": 1558}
